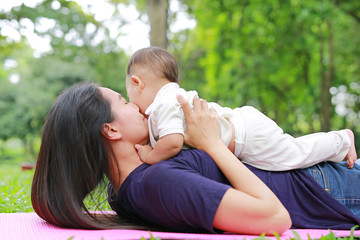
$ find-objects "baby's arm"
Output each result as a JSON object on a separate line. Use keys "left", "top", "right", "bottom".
{"left": 135, "top": 133, "right": 184, "bottom": 164}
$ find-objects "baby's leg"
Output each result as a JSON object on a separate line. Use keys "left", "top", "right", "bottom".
{"left": 345, "top": 129, "right": 357, "bottom": 169}
{"left": 237, "top": 106, "right": 354, "bottom": 171}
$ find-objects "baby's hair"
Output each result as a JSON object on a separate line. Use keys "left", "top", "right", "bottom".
{"left": 127, "top": 47, "right": 178, "bottom": 83}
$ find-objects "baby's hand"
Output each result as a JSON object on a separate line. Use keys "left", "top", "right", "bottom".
{"left": 135, "top": 144, "right": 153, "bottom": 163}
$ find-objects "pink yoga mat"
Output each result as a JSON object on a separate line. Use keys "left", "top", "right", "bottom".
{"left": 1, "top": 212, "right": 359, "bottom": 240}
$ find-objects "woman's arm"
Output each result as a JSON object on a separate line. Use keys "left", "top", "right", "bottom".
{"left": 177, "top": 95, "right": 291, "bottom": 235}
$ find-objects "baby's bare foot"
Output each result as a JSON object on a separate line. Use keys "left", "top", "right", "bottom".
{"left": 345, "top": 129, "right": 357, "bottom": 168}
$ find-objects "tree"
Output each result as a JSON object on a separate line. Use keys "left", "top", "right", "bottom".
{"left": 178, "top": 0, "right": 360, "bottom": 140}
{"left": 147, "top": 0, "right": 168, "bottom": 48}
{"left": 0, "top": 0, "right": 129, "bottom": 160}
{"left": 113, "top": 0, "right": 169, "bottom": 48}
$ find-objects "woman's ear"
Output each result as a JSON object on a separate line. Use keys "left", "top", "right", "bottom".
{"left": 101, "top": 123, "right": 122, "bottom": 140}
{"left": 131, "top": 75, "right": 145, "bottom": 93}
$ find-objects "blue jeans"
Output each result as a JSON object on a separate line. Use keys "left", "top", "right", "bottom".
{"left": 305, "top": 160, "right": 360, "bottom": 217}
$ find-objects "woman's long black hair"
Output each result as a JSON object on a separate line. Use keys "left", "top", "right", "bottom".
{"left": 32, "top": 82, "right": 166, "bottom": 230}
{"left": 31, "top": 82, "right": 115, "bottom": 228}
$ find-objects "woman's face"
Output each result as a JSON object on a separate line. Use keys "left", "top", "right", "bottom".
{"left": 100, "top": 87, "right": 149, "bottom": 145}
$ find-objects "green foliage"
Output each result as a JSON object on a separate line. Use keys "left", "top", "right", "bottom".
{"left": 8, "top": 0, "right": 98, "bottom": 50}
{"left": 178, "top": 0, "right": 360, "bottom": 140}
{"left": 0, "top": 0, "right": 359, "bottom": 156}
{"left": 0, "top": 0, "right": 128, "bottom": 159}
{"left": 3, "top": 0, "right": 357, "bottom": 157}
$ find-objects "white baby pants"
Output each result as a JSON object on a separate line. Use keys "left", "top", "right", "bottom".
{"left": 230, "top": 106, "right": 351, "bottom": 171}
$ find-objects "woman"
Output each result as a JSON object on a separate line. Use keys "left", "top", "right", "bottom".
{"left": 32, "top": 82, "right": 360, "bottom": 234}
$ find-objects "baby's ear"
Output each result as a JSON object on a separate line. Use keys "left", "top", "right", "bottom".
{"left": 131, "top": 75, "right": 145, "bottom": 93}
{"left": 101, "top": 123, "right": 122, "bottom": 140}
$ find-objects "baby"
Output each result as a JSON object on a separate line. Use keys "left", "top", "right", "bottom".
{"left": 126, "top": 47, "right": 357, "bottom": 171}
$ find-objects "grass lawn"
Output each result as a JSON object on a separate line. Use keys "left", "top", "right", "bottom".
{"left": 0, "top": 162, "right": 34, "bottom": 212}
{"left": 0, "top": 161, "right": 111, "bottom": 213}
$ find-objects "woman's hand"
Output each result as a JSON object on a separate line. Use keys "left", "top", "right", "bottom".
{"left": 176, "top": 94, "right": 221, "bottom": 151}
{"left": 177, "top": 94, "right": 291, "bottom": 235}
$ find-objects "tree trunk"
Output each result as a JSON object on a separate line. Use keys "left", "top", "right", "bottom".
{"left": 147, "top": 0, "right": 168, "bottom": 49}
{"left": 302, "top": 51, "right": 316, "bottom": 132}
{"left": 320, "top": 19, "right": 334, "bottom": 132}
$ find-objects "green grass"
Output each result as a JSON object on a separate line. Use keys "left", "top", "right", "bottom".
{"left": 0, "top": 162, "right": 34, "bottom": 212}
{"left": 0, "top": 161, "right": 111, "bottom": 213}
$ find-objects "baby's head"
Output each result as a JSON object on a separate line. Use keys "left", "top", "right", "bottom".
{"left": 127, "top": 46, "right": 178, "bottom": 83}
{"left": 126, "top": 47, "right": 179, "bottom": 114}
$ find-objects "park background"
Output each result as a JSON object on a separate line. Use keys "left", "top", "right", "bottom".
{"left": 0, "top": 0, "right": 360, "bottom": 213}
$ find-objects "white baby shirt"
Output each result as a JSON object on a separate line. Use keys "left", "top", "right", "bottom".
{"left": 145, "top": 83, "right": 236, "bottom": 150}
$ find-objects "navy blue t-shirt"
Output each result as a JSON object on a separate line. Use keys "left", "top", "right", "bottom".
{"left": 108, "top": 149, "right": 360, "bottom": 233}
